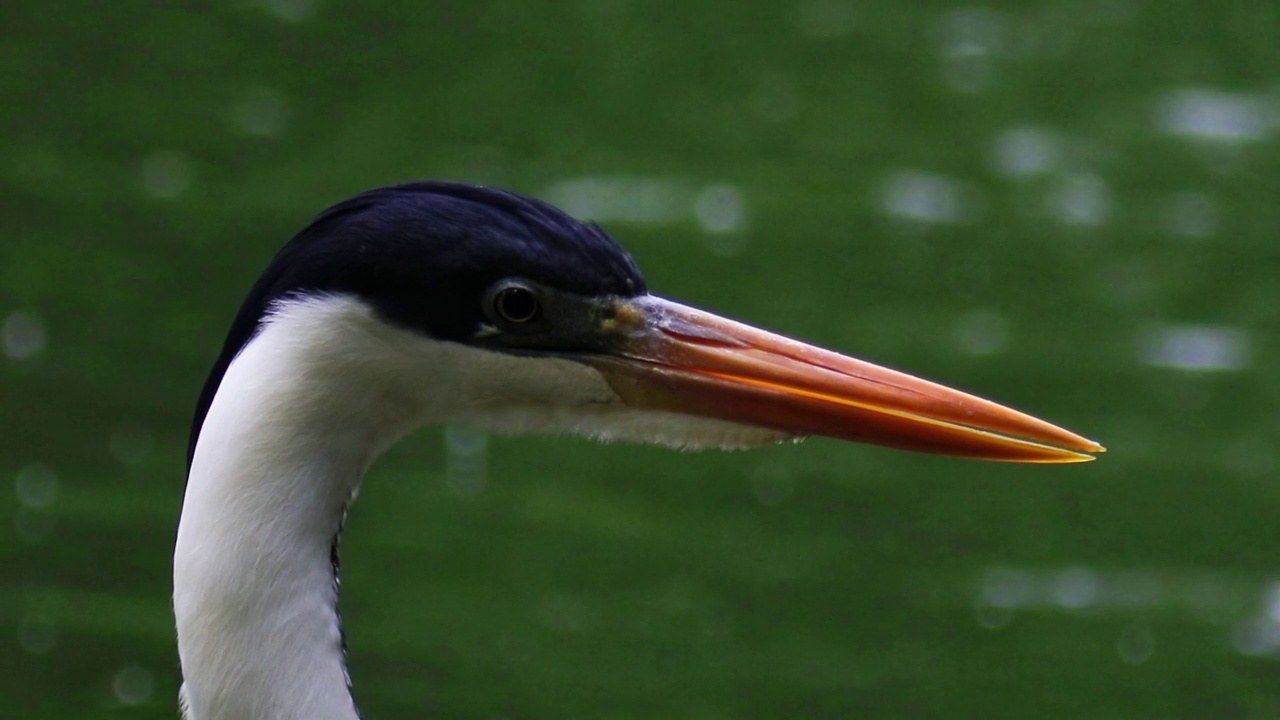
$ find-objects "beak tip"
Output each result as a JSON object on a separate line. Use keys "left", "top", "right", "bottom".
{"left": 1048, "top": 436, "right": 1104, "bottom": 463}
{"left": 1051, "top": 428, "right": 1105, "bottom": 457}
{"left": 1062, "top": 440, "right": 1105, "bottom": 463}
{"left": 1077, "top": 438, "right": 1106, "bottom": 454}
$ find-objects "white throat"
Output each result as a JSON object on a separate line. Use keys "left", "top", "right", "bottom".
{"left": 174, "top": 295, "right": 784, "bottom": 720}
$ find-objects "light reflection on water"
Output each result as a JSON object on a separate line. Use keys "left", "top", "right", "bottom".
{"left": 15, "top": 463, "right": 57, "bottom": 509}
{"left": 1046, "top": 172, "right": 1110, "bottom": 227}
{"left": 110, "top": 665, "right": 155, "bottom": 707}
{"left": 952, "top": 310, "right": 1008, "bottom": 357}
{"left": 544, "top": 177, "right": 749, "bottom": 241}
{"left": 1157, "top": 88, "right": 1274, "bottom": 144}
{"left": 444, "top": 424, "right": 488, "bottom": 499}
{"left": 259, "top": 0, "right": 319, "bottom": 24}
{"left": 3, "top": 310, "right": 47, "bottom": 361}
{"left": 14, "top": 463, "right": 58, "bottom": 545}
{"left": 991, "top": 126, "right": 1062, "bottom": 178}
{"left": 935, "top": 7, "right": 1005, "bottom": 94}
{"left": 1117, "top": 622, "right": 1156, "bottom": 665}
{"left": 109, "top": 421, "right": 155, "bottom": 465}
{"left": 1236, "top": 585, "right": 1280, "bottom": 657}
{"left": 140, "top": 150, "right": 192, "bottom": 200}
{"left": 974, "top": 565, "right": 1280, "bottom": 660}
{"left": 17, "top": 613, "right": 58, "bottom": 656}
{"left": 1139, "top": 324, "right": 1251, "bottom": 372}
{"left": 879, "top": 170, "right": 979, "bottom": 226}
{"left": 230, "top": 86, "right": 290, "bottom": 138}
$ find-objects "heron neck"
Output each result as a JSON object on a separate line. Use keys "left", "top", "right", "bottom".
{"left": 174, "top": 299, "right": 430, "bottom": 720}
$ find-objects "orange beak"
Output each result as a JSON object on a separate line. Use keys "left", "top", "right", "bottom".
{"left": 584, "top": 296, "right": 1103, "bottom": 463}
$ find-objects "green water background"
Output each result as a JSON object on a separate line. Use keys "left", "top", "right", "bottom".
{"left": 3, "top": 2, "right": 1279, "bottom": 717}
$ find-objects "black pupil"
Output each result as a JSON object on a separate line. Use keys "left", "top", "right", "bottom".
{"left": 497, "top": 288, "right": 538, "bottom": 323}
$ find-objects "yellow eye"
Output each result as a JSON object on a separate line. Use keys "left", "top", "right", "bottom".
{"left": 493, "top": 286, "right": 540, "bottom": 324}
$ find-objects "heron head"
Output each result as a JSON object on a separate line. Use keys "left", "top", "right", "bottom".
{"left": 191, "top": 182, "right": 1102, "bottom": 466}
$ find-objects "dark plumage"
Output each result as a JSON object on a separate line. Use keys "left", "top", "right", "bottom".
{"left": 188, "top": 182, "right": 648, "bottom": 466}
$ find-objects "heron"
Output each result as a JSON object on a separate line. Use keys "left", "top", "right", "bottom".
{"left": 174, "top": 181, "right": 1102, "bottom": 720}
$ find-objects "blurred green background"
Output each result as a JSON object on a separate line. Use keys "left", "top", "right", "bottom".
{"left": 4, "top": 1, "right": 1280, "bottom": 718}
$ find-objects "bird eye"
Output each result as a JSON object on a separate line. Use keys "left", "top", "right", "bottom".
{"left": 493, "top": 285, "right": 541, "bottom": 324}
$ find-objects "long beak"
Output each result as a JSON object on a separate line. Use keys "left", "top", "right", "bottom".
{"left": 584, "top": 296, "right": 1103, "bottom": 463}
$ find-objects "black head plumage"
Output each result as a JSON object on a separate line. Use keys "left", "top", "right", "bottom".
{"left": 187, "top": 181, "right": 649, "bottom": 467}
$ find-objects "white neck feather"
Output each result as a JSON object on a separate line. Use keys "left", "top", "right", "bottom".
{"left": 174, "top": 298, "right": 410, "bottom": 720}
{"left": 174, "top": 295, "right": 785, "bottom": 720}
